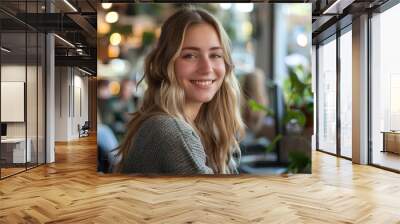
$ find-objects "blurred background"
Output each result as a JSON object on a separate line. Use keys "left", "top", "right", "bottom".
{"left": 97, "top": 3, "right": 312, "bottom": 174}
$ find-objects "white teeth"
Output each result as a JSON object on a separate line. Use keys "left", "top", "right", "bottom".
{"left": 190, "top": 80, "right": 213, "bottom": 86}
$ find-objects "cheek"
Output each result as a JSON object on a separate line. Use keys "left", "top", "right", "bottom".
{"left": 174, "top": 60, "right": 194, "bottom": 81}
{"left": 174, "top": 61, "right": 187, "bottom": 85}
{"left": 215, "top": 63, "right": 226, "bottom": 79}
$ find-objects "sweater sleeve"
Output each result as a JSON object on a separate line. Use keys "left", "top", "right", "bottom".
{"left": 128, "top": 115, "right": 213, "bottom": 175}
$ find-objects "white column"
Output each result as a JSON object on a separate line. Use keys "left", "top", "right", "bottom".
{"left": 352, "top": 14, "right": 369, "bottom": 164}
{"left": 46, "top": 32, "right": 55, "bottom": 163}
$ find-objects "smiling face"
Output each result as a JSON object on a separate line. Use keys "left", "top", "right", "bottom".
{"left": 174, "top": 23, "right": 226, "bottom": 114}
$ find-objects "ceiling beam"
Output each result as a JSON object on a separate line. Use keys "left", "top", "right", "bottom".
{"left": 67, "top": 13, "right": 96, "bottom": 39}
{"left": 323, "top": 0, "right": 356, "bottom": 14}
{"left": 55, "top": 55, "right": 96, "bottom": 71}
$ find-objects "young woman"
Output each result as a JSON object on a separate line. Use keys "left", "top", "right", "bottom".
{"left": 116, "top": 7, "right": 245, "bottom": 174}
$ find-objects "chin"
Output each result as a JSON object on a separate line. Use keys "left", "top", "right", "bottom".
{"left": 195, "top": 95, "right": 216, "bottom": 103}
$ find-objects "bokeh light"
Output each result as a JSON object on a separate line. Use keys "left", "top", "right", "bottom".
{"left": 108, "top": 45, "right": 120, "bottom": 58}
{"left": 101, "top": 3, "right": 112, "bottom": 10}
{"left": 110, "top": 33, "right": 122, "bottom": 46}
{"left": 296, "top": 33, "right": 308, "bottom": 47}
{"left": 109, "top": 81, "right": 121, "bottom": 96}
{"left": 105, "top": 11, "right": 119, "bottom": 23}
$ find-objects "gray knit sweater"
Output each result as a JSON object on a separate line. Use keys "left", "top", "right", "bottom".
{"left": 120, "top": 114, "right": 238, "bottom": 175}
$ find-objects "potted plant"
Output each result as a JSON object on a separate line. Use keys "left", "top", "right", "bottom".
{"left": 239, "top": 65, "right": 312, "bottom": 174}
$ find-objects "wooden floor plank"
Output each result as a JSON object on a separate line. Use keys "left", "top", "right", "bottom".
{"left": 1, "top": 135, "right": 400, "bottom": 223}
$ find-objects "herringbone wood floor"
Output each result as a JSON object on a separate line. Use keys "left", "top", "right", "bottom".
{"left": 1, "top": 135, "right": 400, "bottom": 223}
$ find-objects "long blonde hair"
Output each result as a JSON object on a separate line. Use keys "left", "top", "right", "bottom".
{"left": 117, "top": 7, "right": 245, "bottom": 174}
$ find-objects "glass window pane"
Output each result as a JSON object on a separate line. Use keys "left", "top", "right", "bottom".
{"left": 1, "top": 0, "right": 46, "bottom": 179}
{"left": 317, "top": 37, "right": 337, "bottom": 154}
{"left": 340, "top": 29, "right": 352, "bottom": 158}
{"left": 1, "top": 31, "right": 27, "bottom": 177}
{"left": 371, "top": 4, "right": 400, "bottom": 171}
{"left": 27, "top": 31, "right": 38, "bottom": 169}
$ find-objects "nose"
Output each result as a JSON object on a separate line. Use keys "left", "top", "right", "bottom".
{"left": 198, "top": 55, "right": 213, "bottom": 74}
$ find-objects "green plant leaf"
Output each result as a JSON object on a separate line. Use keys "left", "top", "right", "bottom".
{"left": 288, "top": 151, "right": 311, "bottom": 174}
{"left": 265, "top": 134, "right": 283, "bottom": 153}
{"left": 247, "top": 99, "right": 273, "bottom": 116}
{"left": 282, "top": 65, "right": 313, "bottom": 111}
{"left": 142, "top": 31, "right": 156, "bottom": 48}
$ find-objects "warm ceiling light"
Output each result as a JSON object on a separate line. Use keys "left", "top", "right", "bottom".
{"left": 105, "top": 11, "right": 119, "bottom": 24}
{"left": 54, "top": 34, "right": 75, "bottom": 48}
{"left": 63, "top": 0, "right": 78, "bottom": 12}
{"left": 1, "top": 47, "right": 11, "bottom": 53}
{"left": 109, "top": 33, "right": 122, "bottom": 46}
{"left": 101, "top": 3, "right": 112, "bottom": 9}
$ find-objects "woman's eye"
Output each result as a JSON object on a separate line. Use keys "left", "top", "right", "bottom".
{"left": 182, "top": 53, "right": 197, "bottom": 59}
{"left": 210, "top": 54, "right": 223, "bottom": 59}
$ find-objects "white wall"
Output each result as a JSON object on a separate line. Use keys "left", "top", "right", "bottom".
{"left": 54, "top": 67, "right": 89, "bottom": 141}
{"left": 55, "top": 67, "right": 69, "bottom": 141}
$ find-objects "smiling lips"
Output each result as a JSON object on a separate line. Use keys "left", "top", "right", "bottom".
{"left": 190, "top": 79, "right": 215, "bottom": 88}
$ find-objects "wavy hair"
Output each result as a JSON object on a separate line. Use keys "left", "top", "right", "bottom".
{"left": 116, "top": 7, "right": 245, "bottom": 174}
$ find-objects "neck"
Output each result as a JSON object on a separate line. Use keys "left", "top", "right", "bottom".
{"left": 184, "top": 102, "right": 202, "bottom": 122}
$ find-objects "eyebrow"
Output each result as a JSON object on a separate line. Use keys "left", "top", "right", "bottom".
{"left": 181, "top": 46, "right": 223, "bottom": 51}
